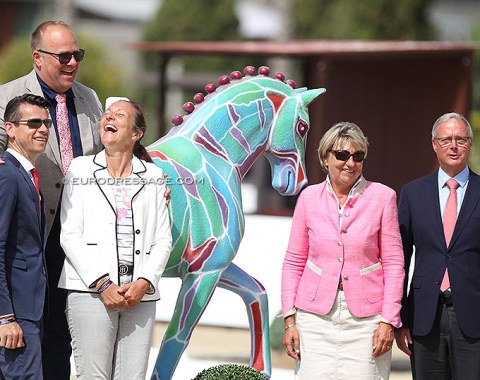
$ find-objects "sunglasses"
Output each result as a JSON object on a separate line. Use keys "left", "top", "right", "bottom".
{"left": 38, "top": 49, "right": 85, "bottom": 64}
{"left": 9, "top": 118, "right": 53, "bottom": 129}
{"left": 331, "top": 150, "right": 365, "bottom": 162}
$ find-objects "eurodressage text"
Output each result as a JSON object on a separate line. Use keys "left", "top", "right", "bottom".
{"left": 63, "top": 177, "right": 205, "bottom": 185}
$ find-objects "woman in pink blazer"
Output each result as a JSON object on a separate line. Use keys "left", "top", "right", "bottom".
{"left": 282, "top": 122, "right": 404, "bottom": 379}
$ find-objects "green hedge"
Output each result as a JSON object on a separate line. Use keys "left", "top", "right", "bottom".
{"left": 192, "top": 364, "right": 269, "bottom": 380}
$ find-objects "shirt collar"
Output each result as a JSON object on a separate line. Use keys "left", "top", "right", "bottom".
{"left": 326, "top": 174, "right": 367, "bottom": 199}
{"left": 438, "top": 166, "right": 469, "bottom": 188}
{"left": 6, "top": 148, "right": 35, "bottom": 173}
{"left": 36, "top": 73, "right": 75, "bottom": 100}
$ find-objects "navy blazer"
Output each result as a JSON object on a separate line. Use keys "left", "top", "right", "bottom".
{"left": 399, "top": 169, "right": 480, "bottom": 338}
{"left": 0, "top": 151, "right": 47, "bottom": 321}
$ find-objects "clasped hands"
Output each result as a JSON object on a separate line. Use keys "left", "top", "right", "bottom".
{"left": 99, "top": 278, "right": 150, "bottom": 309}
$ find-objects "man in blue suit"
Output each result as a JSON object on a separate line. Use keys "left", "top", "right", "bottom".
{"left": 395, "top": 112, "right": 480, "bottom": 379}
{"left": 0, "top": 94, "right": 50, "bottom": 378}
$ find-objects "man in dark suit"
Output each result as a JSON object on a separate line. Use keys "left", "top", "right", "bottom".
{"left": 395, "top": 112, "right": 480, "bottom": 379}
{"left": 0, "top": 94, "right": 51, "bottom": 379}
{"left": 0, "top": 21, "right": 103, "bottom": 379}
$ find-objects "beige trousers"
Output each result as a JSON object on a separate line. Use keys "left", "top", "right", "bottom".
{"left": 295, "top": 291, "right": 391, "bottom": 380}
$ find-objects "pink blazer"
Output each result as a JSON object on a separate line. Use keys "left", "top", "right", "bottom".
{"left": 281, "top": 179, "right": 404, "bottom": 327}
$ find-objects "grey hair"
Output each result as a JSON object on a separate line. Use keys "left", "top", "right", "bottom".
{"left": 431, "top": 112, "right": 472, "bottom": 139}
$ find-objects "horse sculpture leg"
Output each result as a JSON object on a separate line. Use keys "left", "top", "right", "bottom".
{"left": 217, "top": 262, "right": 271, "bottom": 378}
{"left": 151, "top": 269, "right": 222, "bottom": 380}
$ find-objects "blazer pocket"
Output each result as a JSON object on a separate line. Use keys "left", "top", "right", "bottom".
{"left": 360, "top": 262, "right": 383, "bottom": 304}
{"left": 6, "top": 257, "right": 27, "bottom": 271}
{"left": 297, "top": 259, "right": 322, "bottom": 301}
{"left": 411, "top": 276, "right": 422, "bottom": 289}
{"left": 360, "top": 262, "right": 382, "bottom": 276}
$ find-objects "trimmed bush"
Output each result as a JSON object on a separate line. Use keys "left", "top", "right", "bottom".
{"left": 192, "top": 364, "right": 269, "bottom": 380}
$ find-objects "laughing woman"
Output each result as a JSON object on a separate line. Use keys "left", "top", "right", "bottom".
{"left": 59, "top": 100, "right": 172, "bottom": 379}
{"left": 281, "top": 122, "right": 404, "bottom": 379}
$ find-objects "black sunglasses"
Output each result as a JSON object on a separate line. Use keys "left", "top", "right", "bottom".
{"left": 38, "top": 49, "right": 85, "bottom": 64}
{"left": 331, "top": 150, "right": 365, "bottom": 163}
{"left": 9, "top": 118, "right": 53, "bottom": 129}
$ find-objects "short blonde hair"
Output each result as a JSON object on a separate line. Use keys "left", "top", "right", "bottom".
{"left": 317, "top": 122, "right": 369, "bottom": 173}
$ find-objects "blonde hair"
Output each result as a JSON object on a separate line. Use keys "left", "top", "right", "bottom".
{"left": 317, "top": 122, "right": 369, "bottom": 173}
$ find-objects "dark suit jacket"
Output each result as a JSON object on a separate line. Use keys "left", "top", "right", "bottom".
{"left": 0, "top": 152, "right": 47, "bottom": 321}
{"left": 399, "top": 169, "right": 480, "bottom": 338}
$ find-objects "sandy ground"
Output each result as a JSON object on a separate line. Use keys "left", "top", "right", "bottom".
{"left": 70, "top": 322, "right": 413, "bottom": 379}
{"left": 148, "top": 323, "right": 413, "bottom": 380}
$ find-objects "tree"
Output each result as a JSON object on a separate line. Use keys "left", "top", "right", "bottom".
{"left": 142, "top": 0, "right": 246, "bottom": 72}
{"left": 293, "top": 0, "right": 435, "bottom": 40}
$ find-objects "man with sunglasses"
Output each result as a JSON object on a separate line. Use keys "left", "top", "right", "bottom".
{"left": 395, "top": 113, "right": 480, "bottom": 379}
{"left": 0, "top": 21, "right": 102, "bottom": 379}
{"left": 0, "top": 94, "right": 51, "bottom": 379}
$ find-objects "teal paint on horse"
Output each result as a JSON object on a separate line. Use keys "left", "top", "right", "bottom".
{"left": 148, "top": 67, "right": 325, "bottom": 379}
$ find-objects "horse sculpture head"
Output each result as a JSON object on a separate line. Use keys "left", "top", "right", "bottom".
{"left": 262, "top": 78, "right": 326, "bottom": 196}
{"left": 148, "top": 66, "right": 325, "bottom": 380}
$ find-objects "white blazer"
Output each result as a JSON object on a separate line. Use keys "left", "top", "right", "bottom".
{"left": 59, "top": 150, "right": 172, "bottom": 301}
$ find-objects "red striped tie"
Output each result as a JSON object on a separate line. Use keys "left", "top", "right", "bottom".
{"left": 31, "top": 167, "right": 41, "bottom": 203}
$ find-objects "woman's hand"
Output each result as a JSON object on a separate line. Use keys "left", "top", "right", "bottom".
{"left": 372, "top": 321, "right": 394, "bottom": 357}
{"left": 117, "top": 279, "right": 150, "bottom": 308}
{"left": 283, "top": 316, "right": 300, "bottom": 360}
{"left": 99, "top": 283, "right": 129, "bottom": 309}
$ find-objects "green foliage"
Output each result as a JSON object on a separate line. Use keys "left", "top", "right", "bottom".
{"left": 470, "top": 24, "right": 480, "bottom": 110}
{"left": 74, "top": 35, "right": 127, "bottom": 107}
{"left": 0, "top": 36, "right": 33, "bottom": 83}
{"left": 192, "top": 364, "right": 269, "bottom": 380}
{"left": 142, "top": 0, "right": 246, "bottom": 72}
{"left": 469, "top": 110, "right": 480, "bottom": 173}
{"left": 269, "top": 313, "right": 285, "bottom": 351}
{"left": 0, "top": 35, "right": 125, "bottom": 109}
{"left": 293, "top": 0, "right": 435, "bottom": 40}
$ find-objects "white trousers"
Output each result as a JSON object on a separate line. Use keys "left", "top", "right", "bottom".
{"left": 66, "top": 292, "right": 156, "bottom": 380}
{"left": 295, "top": 291, "right": 391, "bottom": 380}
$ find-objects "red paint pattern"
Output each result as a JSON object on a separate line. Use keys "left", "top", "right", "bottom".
{"left": 149, "top": 151, "right": 168, "bottom": 161}
{"left": 184, "top": 236, "right": 217, "bottom": 272}
{"left": 251, "top": 302, "right": 265, "bottom": 371}
{"left": 266, "top": 93, "right": 285, "bottom": 113}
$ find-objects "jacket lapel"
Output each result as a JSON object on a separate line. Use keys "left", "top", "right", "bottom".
{"left": 4, "top": 151, "right": 42, "bottom": 227}
{"left": 449, "top": 170, "right": 480, "bottom": 249}
{"left": 423, "top": 173, "right": 446, "bottom": 247}
{"left": 72, "top": 84, "right": 95, "bottom": 155}
{"left": 92, "top": 151, "right": 147, "bottom": 214}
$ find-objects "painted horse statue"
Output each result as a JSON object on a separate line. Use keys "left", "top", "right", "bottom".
{"left": 148, "top": 65, "right": 325, "bottom": 379}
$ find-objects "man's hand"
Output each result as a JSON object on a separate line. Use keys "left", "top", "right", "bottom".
{"left": 394, "top": 326, "right": 413, "bottom": 356}
{"left": 117, "top": 279, "right": 150, "bottom": 308}
{"left": 0, "top": 321, "right": 25, "bottom": 349}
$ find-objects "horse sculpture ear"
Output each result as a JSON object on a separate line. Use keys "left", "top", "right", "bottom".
{"left": 301, "top": 88, "right": 327, "bottom": 107}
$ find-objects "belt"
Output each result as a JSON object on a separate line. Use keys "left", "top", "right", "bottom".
{"left": 439, "top": 291, "right": 453, "bottom": 306}
{"left": 119, "top": 263, "right": 133, "bottom": 276}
